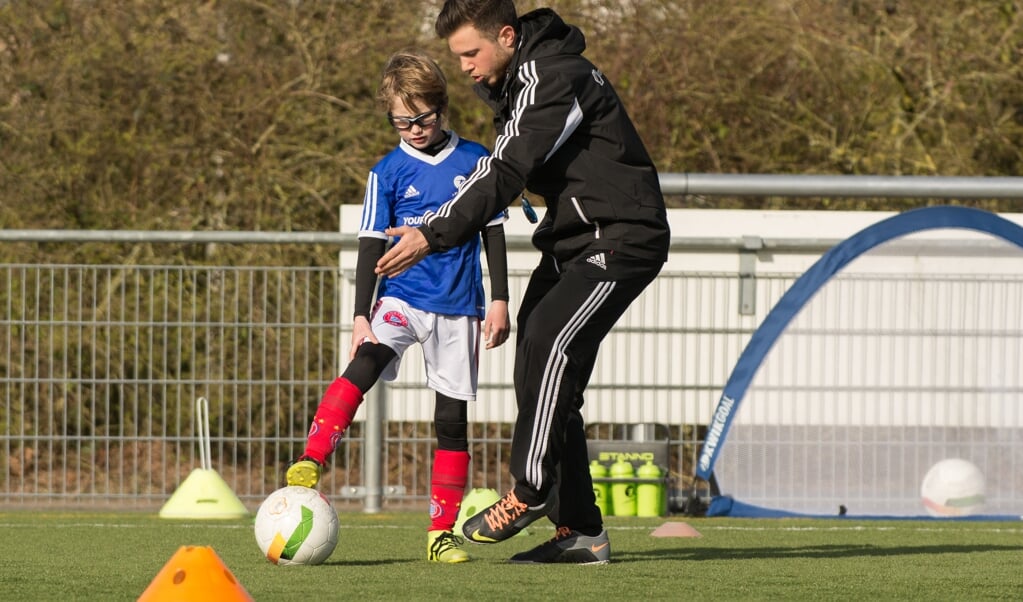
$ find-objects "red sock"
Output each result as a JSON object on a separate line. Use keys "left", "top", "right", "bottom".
{"left": 428, "top": 449, "right": 470, "bottom": 532}
{"left": 302, "top": 377, "right": 363, "bottom": 464}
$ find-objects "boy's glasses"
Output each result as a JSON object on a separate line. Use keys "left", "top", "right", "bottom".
{"left": 388, "top": 109, "right": 440, "bottom": 130}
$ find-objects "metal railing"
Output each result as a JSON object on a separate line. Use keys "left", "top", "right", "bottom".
{"left": 0, "top": 260, "right": 725, "bottom": 511}
{"left": 3, "top": 173, "right": 1022, "bottom": 514}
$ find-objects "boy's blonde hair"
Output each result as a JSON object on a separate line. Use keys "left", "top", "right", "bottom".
{"left": 376, "top": 49, "right": 448, "bottom": 114}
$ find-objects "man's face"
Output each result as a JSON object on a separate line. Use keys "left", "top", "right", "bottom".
{"left": 446, "top": 23, "right": 516, "bottom": 88}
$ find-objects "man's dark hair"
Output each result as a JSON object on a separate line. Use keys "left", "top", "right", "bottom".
{"left": 435, "top": 0, "right": 519, "bottom": 40}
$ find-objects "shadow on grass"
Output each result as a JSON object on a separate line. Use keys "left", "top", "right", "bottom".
{"left": 616, "top": 543, "right": 1023, "bottom": 563}
{"left": 320, "top": 558, "right": 413, "bottom": 567}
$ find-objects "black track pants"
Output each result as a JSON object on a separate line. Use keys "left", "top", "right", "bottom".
{"left": 510, "top": 251, "right": 662, "bottom": 531}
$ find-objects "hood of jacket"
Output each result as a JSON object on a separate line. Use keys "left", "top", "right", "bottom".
{"left": 476, "top": 8, "right": 586, "bottom": 105}
{"left": 517, "top": 8, "right": 586, "bottom": 62}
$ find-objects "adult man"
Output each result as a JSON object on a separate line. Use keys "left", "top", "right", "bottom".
{"left": 376, "top": 0, "right": 669, "bottom": 564}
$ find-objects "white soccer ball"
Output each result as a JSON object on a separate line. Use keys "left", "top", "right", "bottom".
{"left": 920, "top": 458, "right": 986, "bottom": 517}
{"left": 254, "top": 486, "right": 339, "bottom": 565}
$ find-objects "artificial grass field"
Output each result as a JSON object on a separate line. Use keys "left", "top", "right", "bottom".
{"left": 3, "top": 510, "right": 1021, "bottom": 601}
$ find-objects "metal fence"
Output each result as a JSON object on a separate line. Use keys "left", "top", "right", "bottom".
{"left": 4, "top": 174, "right": 1023, "bottom": 514}
{"left": 1, "top": 263, "right": 343, "bottom": 508}
{"left": 0, "top": 258, "right": 727, "bottom": 512}
{"left": 6, "top": 237, "right": 1021, "bottom": 515}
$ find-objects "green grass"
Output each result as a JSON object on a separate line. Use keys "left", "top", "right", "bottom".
{"left": 3, "top": 511, "right": 1022, "bottom": 601}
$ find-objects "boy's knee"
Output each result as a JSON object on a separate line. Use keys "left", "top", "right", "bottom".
{"left": 435, "top": 395, "right": 468, "bottom": 451}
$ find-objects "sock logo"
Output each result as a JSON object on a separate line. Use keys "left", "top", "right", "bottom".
{"left": 429, "top": 498, "right": 443, "bottom": 520}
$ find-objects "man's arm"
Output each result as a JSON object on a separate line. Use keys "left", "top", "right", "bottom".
{"left": 419, "top": 75, "right": 581, "bottom": 251}
{"left": 378, "top": 68, "right": 580, "bottom": 277}
{"left": 422, "top": 71, "right": 580, "bottom": 251}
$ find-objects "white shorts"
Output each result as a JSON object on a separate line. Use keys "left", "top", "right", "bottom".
{"left": 370, "top": 297, "right": 480, "bottom": 401}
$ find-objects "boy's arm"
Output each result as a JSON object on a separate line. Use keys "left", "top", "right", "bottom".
{"left": 482, "top": 224, "right": 509, "bottom": 304}
{"left": 351, "top": 236, "right": 386, "bottom": 359}
{"left": 353, "top": 237, "right": 386, "bottom": 319}
{"left": 482, "top": 223, "right": 510, "bottom": 349}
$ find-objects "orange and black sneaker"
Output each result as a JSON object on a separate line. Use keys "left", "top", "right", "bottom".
{"left": 461, "top": 488, "right": 555, "bottom": 544}
{"left": 508, "top": 526, "right": 611, "bottom": 565}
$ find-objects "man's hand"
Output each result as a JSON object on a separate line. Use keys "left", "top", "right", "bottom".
{"left": 483, "top": 300, "right": 510, "bottom": 349}
{"left": 375, "top": 226, "right": 430, "bottom": 277}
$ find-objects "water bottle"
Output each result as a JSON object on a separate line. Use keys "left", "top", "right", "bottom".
{"left": 609, "top": 457, "right": 636, "bottom": 516}
{"left": 636, "top": 460, "right": 664, "bottom": 517}
{"left": 589, "top": 460, "right": 610, "bottom": 517}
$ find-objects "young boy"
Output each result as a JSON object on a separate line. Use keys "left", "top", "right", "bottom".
{"left": 287, "top": 49, "right": 511, "bottom": 564}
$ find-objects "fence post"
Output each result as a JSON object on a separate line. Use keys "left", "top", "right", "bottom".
{"left": 362, "top": 383, "right": 385, "bottom": 513}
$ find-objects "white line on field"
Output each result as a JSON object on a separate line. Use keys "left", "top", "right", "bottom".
{"left": 607, "top": 523, "right": 1023, "bottom": 534}
{"left": 672, "top": 524, "right": 1023, "bottom": 534}
{"left": 1, "top": 522, "right": 1020, "bottom": 535}
{"left": 0, "top": 523, "right": 411, "bottom": 529}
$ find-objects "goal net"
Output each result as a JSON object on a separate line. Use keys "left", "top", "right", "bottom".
{"left": 699, "top": 207, "right": 1023, "bottom": 519}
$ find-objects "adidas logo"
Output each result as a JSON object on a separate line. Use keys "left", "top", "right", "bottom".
{"left": 586, "top": 253, "right": 607, "bottom": 270}
{"left": 403, "top": 185, "right": 421, "bottom": 199}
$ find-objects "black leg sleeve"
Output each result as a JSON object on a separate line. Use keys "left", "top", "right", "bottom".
{"left": 341, "top": 342, "right": 397, "bottom": 392}
{"left": 434, "top": 393, "right": 468, "bottom": 451}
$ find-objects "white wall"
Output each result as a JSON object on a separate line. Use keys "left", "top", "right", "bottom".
{"left": 338, "top": 207, "right": 1023, "bottom": 427}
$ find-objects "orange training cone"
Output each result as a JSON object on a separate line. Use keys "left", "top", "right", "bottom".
{"left": 650, "top": 521, "right": 702, "bottom": 538}
{"left": 137, "top": 545, "right": 253, "bottom": 602}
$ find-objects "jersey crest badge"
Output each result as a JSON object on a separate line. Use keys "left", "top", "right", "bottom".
{"left": 383, "top": 310, "right": 409, "bottom": 327}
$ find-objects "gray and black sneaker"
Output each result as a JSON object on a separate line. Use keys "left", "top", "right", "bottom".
{"left": 508, "top": 526, "right": 611, "bottom": 565}
{"left": 462, "top": 488, "right": 555, "bottom": 544}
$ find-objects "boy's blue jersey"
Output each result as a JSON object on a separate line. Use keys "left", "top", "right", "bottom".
{"left": 359, "top": 132, "right": 505, "bottom": 319}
